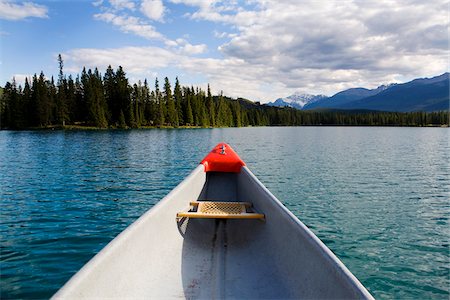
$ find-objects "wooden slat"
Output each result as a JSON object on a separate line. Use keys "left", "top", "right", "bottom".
{"left": 176, "top": 212, "right": 265, "bottom": 219}
{"left": 190, "top": 201, "right": 252, "bottom": 207}
{"left": 178, "top": 201, "right": 264, "bottom": 220}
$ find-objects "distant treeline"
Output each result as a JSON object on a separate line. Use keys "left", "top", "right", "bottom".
{"left": 0, "top": 56, "right": 448, "bottom": 129}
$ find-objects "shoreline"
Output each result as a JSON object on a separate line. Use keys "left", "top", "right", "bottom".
{"left": 0, "top": 124, "right": 448, "bottom": 131}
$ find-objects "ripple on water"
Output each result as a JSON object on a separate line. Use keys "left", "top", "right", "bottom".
{"left": 0, "top": 128, "right": 449, "bottom": 299}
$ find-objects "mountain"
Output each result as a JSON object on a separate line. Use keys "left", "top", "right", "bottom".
{"left": 337, "top": 73, "right": 449, "bottom": 112}
{"left": 303, "top": 84, "right": 394, "bottom": 110}
{"left": 295, "top": 73, "right": 448, "bottom": 112}
{"left": 268, "top": 93, "right": 327, "bottom": 110}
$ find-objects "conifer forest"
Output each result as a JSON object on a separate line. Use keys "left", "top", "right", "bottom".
{"left": 1, "top": 56, "right": 448, "bottom": 129}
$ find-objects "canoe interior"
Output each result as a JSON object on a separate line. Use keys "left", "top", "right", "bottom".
{"left": 54, "top": 165, "right": 372, "bottom": 299}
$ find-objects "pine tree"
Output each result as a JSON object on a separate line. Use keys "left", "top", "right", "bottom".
{"left": 33, "top": 72, "right": 50, "bottom": 126}
{"left": 66, "top": 75, "right": 76, "bottom": 123}
{"left": 185, "top": 95, "right": 194, "bottom": 125}
{"left": 164, "top": 77, "right": 178, "bottom": 127}
{"left": 155, "top": 78, "right": 165, "bottom": 126}
{"left": 174, "top": 77, "right": 183, "bottom": 125}
{"left": 56, "top": 54, "right": 67, "bottom": 126}
{"left": 232, "top": 100, "right": 242, "bottom": 127}
{"left": 216, "top": 92, "right": 230, "bottom": 127}
{"left": 22, "top": 77, "right": 32, "bottom": 127}
{"left": 143, "top": 79, "right": 156, "bottom": 125}
{"left": 197, "top": 88, "right": 208, "bottom": 127}
{"left": 48, "top": 76, "right": 57, "bottom": 124}
{"left": 207, "top": 84, "right": 215, "bottom": 127}
{"left": 104, "top": 65, "right": 116, "bottom": 123}
{"left": 3, "top": 79, "right": 26, "bottom": 129}
{"left": 115, "top": 66, "right": 132, "bottom": 127}
{"left": 81, "top": 68, "right": 108, "bottom": 127}
{"left": 74, "top": 75, "right": 85, "bottom": 123}
{"left": 92, "top": 68, "right": 108, "bottom": 128}
{"left": 148, "top": 90, "right": 158, "bottom": 125}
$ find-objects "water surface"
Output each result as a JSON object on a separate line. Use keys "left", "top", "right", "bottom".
{"left": 0, "top": 127, "right": 449, "bottom": 299}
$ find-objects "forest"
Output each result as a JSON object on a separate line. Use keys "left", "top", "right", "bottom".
{"left": 1, "top": 56, "right": 448, "bottom": 129}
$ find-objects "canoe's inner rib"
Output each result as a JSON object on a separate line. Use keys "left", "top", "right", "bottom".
{"left": 177, "top": 201, "right": 265, "bottom": 220}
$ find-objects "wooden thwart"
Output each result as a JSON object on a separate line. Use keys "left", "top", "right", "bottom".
{"left": 177, "top": 201, "right": 265, "bottom": 220}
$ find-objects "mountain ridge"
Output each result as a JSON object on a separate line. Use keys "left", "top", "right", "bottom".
{"left": 269, "top": 73, "right": 449, "bottom": 112}
{"left": 267, "top": 93, "right": 327, "bottom": 110}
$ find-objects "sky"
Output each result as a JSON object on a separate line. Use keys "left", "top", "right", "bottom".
{"left": 0, "top": 0, "right": 448, "bottom": 102}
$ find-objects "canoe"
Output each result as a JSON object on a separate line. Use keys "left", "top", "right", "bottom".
{"left": 53, "top": 143, "right": 373, "bottom": 299}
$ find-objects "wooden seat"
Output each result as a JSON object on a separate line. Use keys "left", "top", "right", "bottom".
{"left": 177, "top": 201, "right": 265, "bottom": 220}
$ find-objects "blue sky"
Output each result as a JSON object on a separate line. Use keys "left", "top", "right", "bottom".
{"left": 1, "top": 0, "right": 448, "bottom": 102}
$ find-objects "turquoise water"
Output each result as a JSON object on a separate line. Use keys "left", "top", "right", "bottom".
{"left": 0, "top": 127, "right": 449, "bottom": 299}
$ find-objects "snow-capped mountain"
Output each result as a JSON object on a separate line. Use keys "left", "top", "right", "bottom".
{"left": 267, "top": 73, "right": 448, "bottom": 112}
{"left": 303, "top": 73, "right": 448, "bottom": 112}
{"left": 267, "top": 93, "right": 328, "bottom": 110}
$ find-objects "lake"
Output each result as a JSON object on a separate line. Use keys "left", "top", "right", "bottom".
{"left": 0, "top": 127, "right": 449, "bottom": 299}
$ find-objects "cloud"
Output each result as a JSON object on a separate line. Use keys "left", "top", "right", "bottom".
{"left": 66, "top": 0, "right": 450, "bottom": 103}
{"left": 165, "top": 38, "right": 207, "bottom": 55}
{"left": 0, "top": 0, "right": 48, "bottom": 20}
{"left": 93, "top": 2, "right": 206, "bottom": 55}
{"left": 94, "top": 12, "right": 163, "bottom": 40}
{"left": 177, "top": 0, "right": 449, "bottom": 100}
{"left": 92, "top": 0, "right": 104, "bottom": 7}
{"left": 141, "top": 0, "right": 165, "bottom": 21}
{"left": 109, "top": 0, "right": 135, "bottom": 11}
{"left": 64, "top": 46, "right": 177, "bottom": 75}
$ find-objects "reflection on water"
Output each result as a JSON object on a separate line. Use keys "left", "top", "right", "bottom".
{"left": 0, "top": 127, "right": 449, "bottom": 299}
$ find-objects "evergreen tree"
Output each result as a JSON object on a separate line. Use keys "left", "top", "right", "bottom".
{"left": 74, "top": 75, "right": 85, "bottom": 123}
{"left": 207, "top": 84, "right": 215, "bottom": 127}
{"left": 33, "top": 72, "right": 51, "bottom": 126}
{"left": 56, "top": 54, "right": 67, "bottom": 126}
{"left": 48, "top": 76, "right": 57, "bottom": 124}
{"left": 81, "top": 68, "right": 107, "bottom": 127}
{"left": 197, "top": 88, "right": 208, "bottom": 127}
{"left": 155, "top": 78, "right": 165, "bottom": 126}
{"left": 3, "top": 79, "right": 26, "bottom": 129}
{"left": 185, "top": 93, "right": 194, "bottom": 125}
{"left": 104, "top": 65, "right": 116, "bottom": 123}
{"left": 232, "top": 100, "right": 242, "bottom": 127}
{"left": 66, "top": 75, "right": 76, "bottom": 123}
{"left": 115, "top": 66, "right": 132, "bottom": 127}
{"left": 22, "top": 77, "right": 32, "bottom": 127}
{"left": 174, "top": 77, "right": 183, "bottom": 125}
{"left": 143, "top": 79, "right": 157, "bottom": 125}
{"left": 164, "top": 77, "right": 178, "bottom": 127}
{"left": 92, "top": 68, "right": 108, "bottom": 128}
{"left": 216, "top": 92, "right": 232, "bottom": 126}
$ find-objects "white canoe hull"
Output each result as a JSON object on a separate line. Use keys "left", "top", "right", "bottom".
{"left": 54, "top": 157, "right": 373, "bottom": 299}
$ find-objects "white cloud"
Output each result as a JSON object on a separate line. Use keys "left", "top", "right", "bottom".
{"left": 174, "top": 0, "right": 449, "bottom": 101}
{"left": 0, "top": 0, "right": 48, "bottom": 20}
{"left": 165, "top": 38, "right": 207, "bottom": 55}
{"left": 94, "top": 12, "right": 163, "bottom": 40}
{"left": 141, "top": 0, "right": 165, "bottom": 21}
{"left": 213, "top": 30, "right": 237, "bottom": 39}
{"left": 93, "top": 2, "right": 206, "bottom": 56}
{"left": 66, "top": 0, "right": 450, "bottom": 103}
{"left": 109, "top": 0, "right": 135, "bottom": 11}
{"left": 180, "top": 43, "right": 207, "bottom": 55}
{"left": 92, "top": 0, "right": 104, "bottom": 7}
{"left": 64, "top": 46, "right": 177, "bottom": 75}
